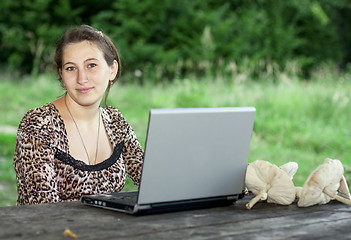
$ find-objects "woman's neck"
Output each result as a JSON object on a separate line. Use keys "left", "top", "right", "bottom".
{"left": 53, "top": 94, "right": 101, "bottom": 123}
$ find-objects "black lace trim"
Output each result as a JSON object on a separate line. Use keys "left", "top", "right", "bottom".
{"left": 55, "top": 141, "right": 124, "bottom": 171}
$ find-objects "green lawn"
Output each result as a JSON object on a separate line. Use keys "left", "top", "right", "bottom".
{"left": 1, "top": 71, "right": 350, "bottom": 206}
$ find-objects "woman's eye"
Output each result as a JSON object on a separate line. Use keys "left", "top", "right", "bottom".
{"left": 66, "top": 66, "right": 75, "bottom": 71}
{"left": 88, "top": 63, "right": 97, "bottom": 68}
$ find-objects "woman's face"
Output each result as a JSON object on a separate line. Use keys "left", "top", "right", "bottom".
{"left": 60, "top": 40, "right": 118, "bottom": 107}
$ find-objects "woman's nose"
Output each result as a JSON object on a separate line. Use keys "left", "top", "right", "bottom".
{"left": 77, "top": 69, "right": 88, "bottom": 84}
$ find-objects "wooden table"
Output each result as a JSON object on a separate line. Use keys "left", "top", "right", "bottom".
{"left": 1, "top": 196, "right": 351, "bottom": 240}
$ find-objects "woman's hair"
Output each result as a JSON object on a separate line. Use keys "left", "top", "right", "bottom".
{"left": 55, "top": 25, "right": 121, "bottom": 106}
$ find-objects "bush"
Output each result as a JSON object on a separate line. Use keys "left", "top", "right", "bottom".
{"left": 1, "top": 0, "right": 350, "bottom": 81}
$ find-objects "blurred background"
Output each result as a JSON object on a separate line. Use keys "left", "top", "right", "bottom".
{"left": 2, "top": 0, "right": 351, "bottom": 80}
{"left": 1, "top": 0, "right": 351, "bottom": 206}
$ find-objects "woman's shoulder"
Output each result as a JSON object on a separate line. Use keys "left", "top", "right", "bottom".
{"left": 102, "top": 106, "right": 131, "bottom": 130}
{"left": 18, "top": 103, "right": 60, "bottom": 134}
{"left": 102, "top": 106, "right": 126, "bottom": 121}
{"left": 21, "top": 103, "right": 58, "bottom": 122}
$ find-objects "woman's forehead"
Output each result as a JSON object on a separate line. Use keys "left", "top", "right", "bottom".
{"left": 62, "top": 41, "right": 104, "bottom": 63}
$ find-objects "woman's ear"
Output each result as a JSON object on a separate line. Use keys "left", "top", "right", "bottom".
{"left": 58, "top": 68, "right": 63, "bottom": 79}
{"left": 109, "top": 60, "right": 118, "bottom": 81}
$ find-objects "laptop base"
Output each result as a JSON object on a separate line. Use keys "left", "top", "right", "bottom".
{"left": 81, "top": 191, "right": 245, "bottom": 215}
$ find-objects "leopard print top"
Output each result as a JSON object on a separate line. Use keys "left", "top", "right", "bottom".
{"left": 14, "top": 103, "right": 144, "bottom": 205}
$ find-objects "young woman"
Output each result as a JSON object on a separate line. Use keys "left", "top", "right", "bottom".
{"left": 14, "top": 25, "right": 144, "bottom": 205}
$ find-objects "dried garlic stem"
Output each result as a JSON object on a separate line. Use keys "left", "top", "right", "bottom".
{"left": 246, "top": 184, "right": 271, "bottom": 210}
{"left": 324, "top": 189, "right": 351, "bottom": 206}
{"left": 334, "top": 195, "right": 351, "bottom": 205}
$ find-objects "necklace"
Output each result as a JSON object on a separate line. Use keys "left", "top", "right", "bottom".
{"left": 64, "top": 94, "right": 101, "bottom": 165}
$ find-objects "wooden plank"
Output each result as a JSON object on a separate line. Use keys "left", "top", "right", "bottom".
{"left": 0, "top": 197, "right": 350, "bottom": 240}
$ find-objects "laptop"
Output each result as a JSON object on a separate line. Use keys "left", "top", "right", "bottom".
{"left": 81, "top": 107, "right": 256, "bottom": 215}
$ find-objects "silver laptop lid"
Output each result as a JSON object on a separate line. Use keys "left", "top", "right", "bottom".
{"left": 138, "top": 107, "right": 255, "bottom": 205}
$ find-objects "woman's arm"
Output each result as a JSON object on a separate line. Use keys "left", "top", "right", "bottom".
{"left": 122, "top": 126, "right": 144, "bottom": 186}
{"left": 109, "top": 108, "right": 144, "bottom": 187}
{"left": 13, "top": 110, "right": 59, "bottom": 205}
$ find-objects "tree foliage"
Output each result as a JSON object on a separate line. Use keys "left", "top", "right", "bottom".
{"left": 1, "top": 0, "right": 350, "bottom": 80}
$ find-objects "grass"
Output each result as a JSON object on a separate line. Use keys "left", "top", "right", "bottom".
{"left": 1, "top": 69, "right": 351, "bottom": 206}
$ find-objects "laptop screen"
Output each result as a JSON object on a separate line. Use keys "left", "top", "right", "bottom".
{"left": 137, "top": 107, "right": 256, "bottom": 205}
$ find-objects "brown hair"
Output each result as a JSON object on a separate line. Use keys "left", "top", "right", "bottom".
{"left": 55, "top": 25, "right": 121, "bottom": 107}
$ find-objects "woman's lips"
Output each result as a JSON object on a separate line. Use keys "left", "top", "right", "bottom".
{"left": 77, "top": 87, "right": 93, "bottom": 94}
